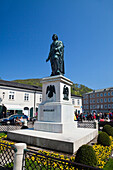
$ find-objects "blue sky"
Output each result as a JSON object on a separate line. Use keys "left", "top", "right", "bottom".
{"left": 0, "top": 0, "right": 113, "bottom": 90}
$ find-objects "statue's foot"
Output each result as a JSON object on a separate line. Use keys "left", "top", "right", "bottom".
{"left": 56, "top": 71, "right": 60, "bottom": 75}
{"left": 51, "top": 73, "right": 54, "bottom": 76}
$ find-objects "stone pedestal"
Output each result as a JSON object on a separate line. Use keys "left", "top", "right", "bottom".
{"left": 7, "top": 75, "right": 98, "bottom": 153}
{"left": 34, "top": 75, "right": 77, "bottom": 133}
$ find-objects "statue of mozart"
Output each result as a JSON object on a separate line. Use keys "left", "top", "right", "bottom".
{"left": 46, "top": 34, "right": 65, "bottom": 76}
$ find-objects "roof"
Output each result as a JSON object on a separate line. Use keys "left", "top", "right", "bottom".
{"left": 71, "top": 94, "right": 82, "bottom": 98}
{"left": 0, "top": 80, "right": 42, "bottom": 92}
{"left": 83, "top": 87, "right": 113, "bottom": 95}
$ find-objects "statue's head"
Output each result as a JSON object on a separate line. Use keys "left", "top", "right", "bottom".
{"left": 52, "top": 34, "right": 58, "bottom": 41}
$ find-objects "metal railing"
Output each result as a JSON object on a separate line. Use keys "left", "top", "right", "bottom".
{"left": 0, "top": 142, "right": 15, "bottom": 170}
{"left": 23, "top": 149, "right": 102, "bottom": 170}
{"left": 0, "top": 122, "right": 33, "bottom": 132}
{"left": 77, "top": 121, "right": 96, "bottom": 129}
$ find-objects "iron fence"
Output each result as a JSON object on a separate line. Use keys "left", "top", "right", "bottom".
{"left": 0, "top": 125, "right": 22, "bottom": 132}
{"left": 0, "top": 122, "right": 33, "bottom": 132}
{"left": 77, "top": 121, "right": 96, "bottom": 129}
{"left": 23, "top": 149, "right": 102, "bottom": 170}
{"left": 0, "top": 142, "right": 15, "bottom": 170}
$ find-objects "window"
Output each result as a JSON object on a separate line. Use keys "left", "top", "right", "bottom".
{"left": 112, "top": 104, "right": 113, "bottom": 109}
{"left": 72, "top": 99, "right": 75, "bottom": 105}
{"left": 104, "top": 104, "right": 107, "bottom": 109}
{"left": 90, "top": 105, "right": 92, "bottom": 109}
{"left": 84, "top": 100, "right": 85, "bottom": 104}
{"left": 86, "top": 105, "right": 88, "bottom": 109}
{"left": 97, "top": 105, "right": 99, "bottom": 109}
{"left": 97, "top": 99, "right": 99, "bottom": 103}
{"left": 108, "top": 104, "right": 111, "bottom": 108}
{"left": 104, "top": 92, "right": 106, "bottom": 96}
{"left": 108, "top": 92, "right": 110, "bottom": 96}
{"left": 108, "top": 98, "right": 111, "bottom": 102}
{"left": 104, "top": 98, "right": 107, "bottom": 103}
{"left": 93, "top": 99, "right": 95, "bottom": 103}
{"left": 90, "top": 94, "right": 92, "bottom": 98}
{"left": 93, "top": 105, "right": 95, "bottom": 109}
{"left": 111, "top": 92, "right": 113, "bottom": 96}
{"left": 9, "top": 91, "right": 15, "bottom": 100}
{"left": 24, "top": 93, "right": 29, "bottom": 101}
{"left": 100, "top": 93, "right": 103, "bottom": 97}
{"left": 100, "top": 98, "right": 103, "bottom": 103}
{"left": 101, "top": 105, "right": 103, "bottom": 109}
{"left": 97, "top": 93, "right": 99, "bottom": 97}
{"left": 90, "top": 99, "right": 92, "bottom": 103}
{"left": 93, "top": 94, "right": 95, "bottom": 98}
{"left": 40, "top": 95, "right": 42, "bottom": 102}
{"left": 77, "top": 99, "right": 80, "bottom": 105}
{"left": 112, "top": 98, "right": 113, "bottom": 102}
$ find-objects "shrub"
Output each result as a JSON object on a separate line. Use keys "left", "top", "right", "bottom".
{"left": 75, "top": 144, "right": 97, "bottom": 167}
{"left": 102, "top": 125, "right": 113, "bottom": 136}
{"left": 97, "top": 132, "right": 111, "bottom": 146}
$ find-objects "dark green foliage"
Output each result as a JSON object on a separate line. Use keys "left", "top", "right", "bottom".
{"left": 75, "top": 144, "right": 97, "bottom": 167}
{"left": 97, "top": 132, "right": 111, "bottom": 146}
{"left": 102, "top": 125, "right": 113, "bottom": 136}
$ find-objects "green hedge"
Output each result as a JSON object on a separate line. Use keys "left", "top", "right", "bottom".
{"left": 103, "top": 125, "right": 113, "bottom": 136}
{"left": 97, "top": 132, "right": 111, "bottom": 146}
{"left": 75, "top": 144, "right": 97, "bottom": 167}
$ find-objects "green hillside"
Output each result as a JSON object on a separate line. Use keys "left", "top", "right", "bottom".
{"left": 71, "top": 83, "right": 92, "bottom": 96}
{"left": 12, "top": 78, "right": 92, "bottom": 96}
{"left": 12, "top": 78, "right": 42, "bottom": 87}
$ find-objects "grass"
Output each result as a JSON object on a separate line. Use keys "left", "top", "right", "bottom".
{"left": 103, "top": 158, "right": 113, "bottom": 170}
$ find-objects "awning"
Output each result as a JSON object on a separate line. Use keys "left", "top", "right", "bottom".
{"left": 4, "top": 104, "right": 23, "bottom": 110}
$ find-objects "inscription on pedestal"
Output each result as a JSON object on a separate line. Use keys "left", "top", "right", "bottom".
{"left": 43, "top": 109, "right": 54, "bottom": 112}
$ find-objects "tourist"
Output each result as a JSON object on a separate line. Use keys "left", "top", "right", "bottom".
{"left": 20, "top": 116, "right": 24, "bottom": 125}
{"left": 15, "top": 117, "right": 21, "bottom": 125}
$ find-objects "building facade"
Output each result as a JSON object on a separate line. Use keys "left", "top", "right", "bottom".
{"left": 82, "top": 87, "right": 113, "bottom": 113}
{"left": 71, "top": 94, "right": 82, "bottom": 114}
{"left": 0, "top": 80, "right": 82, "bottom": 118}
{"left": 0, "top": 80, "right": 42, "bottom": 118}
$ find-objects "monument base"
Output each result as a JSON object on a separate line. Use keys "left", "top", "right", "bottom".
{"left": 7, "top": 128, "right": 98, "bottom": 154}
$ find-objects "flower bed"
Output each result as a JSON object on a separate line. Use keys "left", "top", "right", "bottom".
{"left": 93, "top": 136, "right": 113, "bottom": 169}
{"left": 1, "top": 133, "right": 113, "bottom": 169}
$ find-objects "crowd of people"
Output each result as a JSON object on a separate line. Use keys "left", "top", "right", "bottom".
{"left": 74, "top": 111, "right": 113, "bottom": 122}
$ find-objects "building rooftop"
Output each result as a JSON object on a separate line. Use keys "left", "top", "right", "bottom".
{"left": 0, "top": 80, "right": 42, "bottom": 92}
{"left": 83, "top": 87, "right": 113, "bottom": 95}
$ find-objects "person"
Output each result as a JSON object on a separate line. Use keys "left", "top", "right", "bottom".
{"left": 80, "top": 113, "right": 83, "bottom": 122}
{"left": 46, "top": 34, "right": 65, "bottom": 76}
{"left": 93, "top": 112, "right": 96, "bottom": 120}
{"left": 20, "top": 116, "right": 24, "bottom": 125}
{"left": 15, "top": 117, "right": 21, "bottom": 125}
{"left": 3, "top": 112, "right": 5, "bottom": 118}
{"left": 74, "top": 113, "right": 77, "bottom": 121}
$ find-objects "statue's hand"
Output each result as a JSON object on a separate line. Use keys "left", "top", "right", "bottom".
{"left": 46, "top": 58, "right": 49, "bottom": 62}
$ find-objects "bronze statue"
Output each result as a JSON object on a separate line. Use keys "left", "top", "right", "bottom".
{"left": 46, "top": 34, "right": 65, "bottom": 76}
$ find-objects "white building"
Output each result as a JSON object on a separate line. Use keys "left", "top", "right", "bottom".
{"left": 71, "top": 94, "right": 82, "bottom": 114}
{"left": 0, "top": 80, "right": 82, "bottom": 118}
